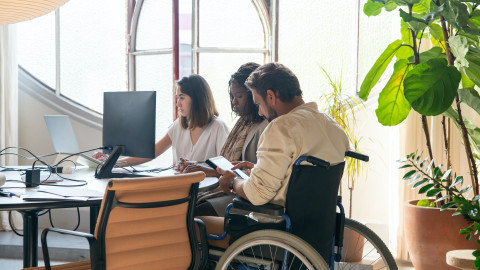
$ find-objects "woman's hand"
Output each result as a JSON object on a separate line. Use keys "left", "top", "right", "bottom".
{"left": 231, "top": 161, "right": 255, "bottom": 176}
{"left": 92, "top": 152, "right": 109, "bottom": 162}
{"left": 183, "top": 163, "right": 220, "bottom": 177}
{"left": 174, "top": 158, "right": 196, "bottom": 172}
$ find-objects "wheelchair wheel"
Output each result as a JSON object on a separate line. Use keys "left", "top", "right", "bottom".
{"left": 215, "top": 229, "right": 329, "bottom": 270}
{"left": 336, "top": 218, "right": 397, "bottom": 270}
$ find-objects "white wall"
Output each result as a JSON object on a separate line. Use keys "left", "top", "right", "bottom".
{"left": 18, "top": 87, "right": 102, "bottom": 231}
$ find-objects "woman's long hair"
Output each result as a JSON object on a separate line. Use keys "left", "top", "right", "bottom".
{"left": 177, "top": 74, "right": 218, "bottom": 129}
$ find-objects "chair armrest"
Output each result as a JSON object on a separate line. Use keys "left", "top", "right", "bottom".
{"left": 41, "top": 228, "right": 96, "bottom": 270}
{"left": 232, "top": 197, "right": 285, "bottom": 216}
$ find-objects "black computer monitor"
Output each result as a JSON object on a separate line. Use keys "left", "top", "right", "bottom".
{"left": 95, "top": 91, "right": 156, "bottom": 179}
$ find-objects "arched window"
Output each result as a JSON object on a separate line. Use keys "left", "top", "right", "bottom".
{"left": 18, "top": 0, "right": 127, "bottom": 114}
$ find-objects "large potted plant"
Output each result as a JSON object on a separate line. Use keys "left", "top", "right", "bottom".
{"left": 361, "top": 0, "right": 480, "bottom": 269}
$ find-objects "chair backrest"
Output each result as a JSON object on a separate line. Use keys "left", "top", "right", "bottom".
{"left": 285, "top": 158, "right": 345, "bottom": 263}
{"left": 93, "top": 171, "right": 206, "bottom": 270}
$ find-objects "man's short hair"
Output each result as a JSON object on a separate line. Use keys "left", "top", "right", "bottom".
{"left": 245, "top": 62, "right": 302, "bottom": 102}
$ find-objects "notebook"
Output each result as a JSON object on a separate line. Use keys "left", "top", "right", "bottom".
{"left": 44, "top": 115, "right": 102, "bottom": 167}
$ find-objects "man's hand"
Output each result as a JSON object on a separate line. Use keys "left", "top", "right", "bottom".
{"left": 184, "top": 163, "right": 220, "bottom": 177}
{"left": 216, "top": 167, "right": 237, "bottom": 194}
{"left": 231, "top": 161, "right": 255, "bottom": 176}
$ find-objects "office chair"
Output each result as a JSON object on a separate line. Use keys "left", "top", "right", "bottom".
{"left": 24, "top": 171, "right": 207, "bottom": 270}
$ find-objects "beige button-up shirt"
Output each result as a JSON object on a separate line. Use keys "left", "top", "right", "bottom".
{"left": 243, "top": 102, "right": 350, "bottom": 207}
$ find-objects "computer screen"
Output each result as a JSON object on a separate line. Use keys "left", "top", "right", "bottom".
{"left": 95, "top": 91, "right": 156, "bottom": 179}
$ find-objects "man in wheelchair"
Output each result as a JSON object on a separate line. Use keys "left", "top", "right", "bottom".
{"left": 196, "top": 62, "right": 350, "bottom": 269}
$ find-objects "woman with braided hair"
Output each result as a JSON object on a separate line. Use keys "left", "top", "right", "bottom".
{"left": 177, "top": 62, "right": 268, "bottom": 216}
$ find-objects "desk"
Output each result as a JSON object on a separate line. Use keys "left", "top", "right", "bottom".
{"left": 0, "top": 167, "right": 218, "bottom": 268}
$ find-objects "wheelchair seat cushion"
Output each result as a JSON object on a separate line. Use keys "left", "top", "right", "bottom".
{"left": 227, "top": 213, "right": 286, "bottom": 244}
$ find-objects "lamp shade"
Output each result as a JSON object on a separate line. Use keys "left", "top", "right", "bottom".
{"left": 0, "top": 0, "right": 69, "bottom": 25}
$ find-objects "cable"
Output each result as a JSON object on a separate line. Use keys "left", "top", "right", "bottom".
{"left": 8, "top": 211, "right": 23, "bottom": 237}
{"left": 54, "top": 146, "right": 107, "bottom": 168}
{"left": 48, "top": 207, "right": 81, "bottom": 231}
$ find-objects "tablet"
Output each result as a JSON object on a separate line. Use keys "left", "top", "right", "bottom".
{"left": 206, "top": 156, "right": 249, "bottom": 179}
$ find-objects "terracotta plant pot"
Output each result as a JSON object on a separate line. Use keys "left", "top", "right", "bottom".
{"left": 404, "top": 200, "right": 478, "bottom": 270}
{"left": 342, "top": 227, "right": 365, "bottom": 262}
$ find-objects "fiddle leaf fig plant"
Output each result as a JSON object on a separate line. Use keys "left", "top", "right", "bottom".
{"left": 362, "top": 0, "right": 480, "bottom": 267}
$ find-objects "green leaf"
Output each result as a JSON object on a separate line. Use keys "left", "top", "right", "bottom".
{"left": 360, "top": 40, "right": 404, "bottom": 100}
{"left": 459, "top": 88, "right": 480, "bottom": 115}
{"left": 417, "top": 199, "right": 432, "bottom": 206}
{"left": 409, "top": 174, "right": 423, "bottom": 185}
{"left": 440, "top": 201, "right": 457, "bottom": 210}
{"left": 473, "top": 249, "right": 480, "bottom": 257}
{"left": 375, "top": 59, "right": 412, "bottom": 126}
{"left": 462, "top": 72, "right": 476, "bottom": 88}
{"left": 403, "top": 169, "right": 417, "bottom": 179}
{"left": 460, "top": 186, "right": 472, "bottom": 194}
{"left": 435, "top": 195, "right": 451, "bottom": 202}
{"left": 464, "top": 47, "right": 480, "bottom": 88}
{"left": 419, "top": 183, "right": 435, "bottom": 194}
{"left": 419, "top": 157, "right": 428, "bottom": 168}
{"left": 443, "top": 0, "right": 470, "bottom": 31}
{"left": 385, "top": 1, "right": 398, "bottom": 11}
{"left": 450, "top": 175, "right": 464, "bottom": 188}
{"left": 428, "top": 23, "right": 444, "bottom": 42}
{"left": 441, "top": 168, "right": 452, "bottom": 180}
{"left": 403, "top": 58, "right": 461, "bottom": 116}
{"left": 408, "top": 46, "right": 445, "bottom": 64}
{"left": 412, "top": 0, "right": 430, "bottom": 13}
{"left": 426, "top": 159, "right": 434, "bottom": 173}
{"left": 400, "top": 9, "right": 428, "bottom": 32}
{"left": 450, "top": 35, "right": 470, "bottom": 70}
{"left": 399, "top": 164, "right": 413, "bottom": 169}
{"left": 426, "top": 188, "right": 443, "bottom": 196}
{"left": 412, "top": 178, "right": 429, "bottom": 188}
{"left": 364, "top": 0, "right": 385, "bottom": 16}
{"left": 461, "top": 228, "right": 474, "bottom": 234}
{"left": 443, "top": 106, "right": 480, "bottom": 153}
{"left": 393, "top": 0, "right": 422, "bottom": 6}
{"left": 422, "top": 4, "right": 445, "bottom": 25}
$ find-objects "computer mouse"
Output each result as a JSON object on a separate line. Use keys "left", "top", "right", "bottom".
{"left": 0, "top": 172, "right": 5, "bottom": 187}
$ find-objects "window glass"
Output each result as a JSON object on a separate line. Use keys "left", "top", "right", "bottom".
{"left": 199, "top": 0, "right": 265, "bottom": 48}
{"left": 59, "top": 0, "right": 126, "bottom": 113}
{"left": 198, "top": 53, "right": 265, "bottom": 129}
{"left": 135, "top": 0, "right": 173, "bottom": 50}
{"left": 279, "top": 0, "right": 357, "bottom": 102}
{"left": 358, "top": 0, "right": 398, "bottom": 87}
{"left": 18, "top": 13, "right": 56, "bottom": 89}
{"left": 135, "top": 53, "right": 174, "bottom": 165}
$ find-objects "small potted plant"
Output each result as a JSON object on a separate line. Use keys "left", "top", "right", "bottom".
{"left": 319, "top": 68, "right": 367, "bottom": 262}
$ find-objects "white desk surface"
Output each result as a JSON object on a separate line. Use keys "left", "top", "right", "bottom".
{"left": 0, "top": 166, "right": 218, "bottom": 207}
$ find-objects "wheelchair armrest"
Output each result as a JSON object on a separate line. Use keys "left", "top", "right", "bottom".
{"left": 232, "top": 197, "right": 285, "bottom": 216}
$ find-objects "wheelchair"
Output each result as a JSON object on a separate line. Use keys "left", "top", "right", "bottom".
{"left": 202, "top": 151, "right": 397, "bottom": 270}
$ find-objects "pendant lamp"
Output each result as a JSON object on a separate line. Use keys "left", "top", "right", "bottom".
{"left": 0, "top": 0, "right": 69, "bottom": 25}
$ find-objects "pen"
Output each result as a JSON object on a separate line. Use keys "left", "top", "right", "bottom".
{"left": 0, "top": 191, "right": 12, "bottom": 197}
{"left": 0, "top": 191, "right": 19, "bottom": 198}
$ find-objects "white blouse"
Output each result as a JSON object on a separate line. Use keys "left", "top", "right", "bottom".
{"left": 167, "top": 117, "right": 230, "bottom": 162}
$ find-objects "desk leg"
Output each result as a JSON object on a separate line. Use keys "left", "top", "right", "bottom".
{"left": 90, "top": 206, "right": 99, "bottom": 234}
{"left": 18, "top": 210, "right": 40, "bottom": 268}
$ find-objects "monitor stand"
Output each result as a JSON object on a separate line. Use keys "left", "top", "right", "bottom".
{"left": 95, "top": 146, "right": 148, "bottom": 179}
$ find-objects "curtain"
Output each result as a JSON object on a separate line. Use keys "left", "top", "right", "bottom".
{"left": 0, "top": 24, "right": 23, "bottom": 231}
{"left": 396, "top": 110, "right": 472, "bottom": 259}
